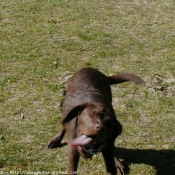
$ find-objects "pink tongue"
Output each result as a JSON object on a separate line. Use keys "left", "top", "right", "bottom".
{"left": 68, "top": 135, "right": 93, "bottom": 149}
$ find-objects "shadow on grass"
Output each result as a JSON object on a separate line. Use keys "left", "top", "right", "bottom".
{"left": 47, "top": 143, "right": 175, "bottom": 174}
{"left": 116, "top": 147, "right": 175, "bottom": 175}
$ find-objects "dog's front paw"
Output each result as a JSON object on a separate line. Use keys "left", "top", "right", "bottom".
{"left": 48, "top": 135, "right": 62, "bottom": 148}
{"left": 48, "top": 139, "right": 60, "bottom": 148}
{"left": 115, "top": 157, "right": 124, "bottom": 175}
{"left": 48, "top": 129, "right": 66, "bottom": 148}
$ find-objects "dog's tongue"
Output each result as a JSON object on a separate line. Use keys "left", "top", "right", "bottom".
{"left": 68, "top": 135, "right": 93, "bottom": 149}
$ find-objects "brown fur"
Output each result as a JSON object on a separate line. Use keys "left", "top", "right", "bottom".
{"left": 48, "top": 67, "right": 144, "bottom": 175}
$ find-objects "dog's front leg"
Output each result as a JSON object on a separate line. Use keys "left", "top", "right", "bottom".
{"left": 114, "top": 157, "right": 124, "bottom": 175}
{"left": 102, "top": 145, "right": 117, "bottom": 175}
{"left": 67, "top": 118, "right": 79, "bottom": 175}
{"left": 67, "top": 148, "right": 79, "bottom": 175}
{"left": 48, "top": 128, "right": 66, "bottom": 148}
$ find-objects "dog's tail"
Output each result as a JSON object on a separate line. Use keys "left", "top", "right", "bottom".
{"left": 108, "top": 73, "right": 145, "bottom": 85}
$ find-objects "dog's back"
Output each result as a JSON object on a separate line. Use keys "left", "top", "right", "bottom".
{"left": 62, "top": 67, "right": 112, "bottom": 124}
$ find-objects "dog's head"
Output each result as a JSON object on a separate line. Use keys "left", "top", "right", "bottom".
{"left": 65, "top": 104, "right": 122, "bottom": 158}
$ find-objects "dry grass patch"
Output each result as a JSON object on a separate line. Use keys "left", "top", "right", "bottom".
{"left": 0, "top": 0, "right": 175, "bottom": 174}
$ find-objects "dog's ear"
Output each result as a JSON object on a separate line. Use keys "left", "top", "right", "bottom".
{"left": 115, "top": 119, "right": 122, "bottom": 136}
{"left": 111, "top": 119, "right": 122, "bottom": 140}
{"left": 61, "top": 104, "right": 88, "bottom": 124}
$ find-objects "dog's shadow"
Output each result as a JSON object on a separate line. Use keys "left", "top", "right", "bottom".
{"left": 116, "top": 147, "right": 175, "bottom": 175}
{"left": 50, "top": 143, "right": 175, "bottom": 174}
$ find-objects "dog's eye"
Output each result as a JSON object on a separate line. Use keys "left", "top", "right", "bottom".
{"left": 99, "top": 108, "right": 106, "bottom": 119}
{"left": 103, "top": 117, "right": 112, "bottom": 125}
{"left": 99, "top": 113, "right": 105, "bottom": 119}
{"left": 101, "top": 108, "right": 106, "bottom": 115}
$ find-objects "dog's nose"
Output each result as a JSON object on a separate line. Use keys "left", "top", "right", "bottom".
{"left": 95, "top": 123, "right": 102, "bottom": 131}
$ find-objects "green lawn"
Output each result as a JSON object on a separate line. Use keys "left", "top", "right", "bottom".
{"left": 0, "top": 0, "right": 175, "bottom": 174}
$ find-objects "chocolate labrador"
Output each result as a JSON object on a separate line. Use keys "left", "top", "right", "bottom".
{"left": 48, "top": 67, "right": 144, "bottom": 175}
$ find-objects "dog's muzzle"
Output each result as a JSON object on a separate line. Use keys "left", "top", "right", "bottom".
{"left": 81, "top": 142, "right": 106, "bottom": 155}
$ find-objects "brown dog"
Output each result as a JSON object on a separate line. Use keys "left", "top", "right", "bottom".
{"left": 48, "top": 67, "right": 144, "bottom": 175}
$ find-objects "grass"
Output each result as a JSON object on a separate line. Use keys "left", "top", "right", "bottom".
{"left": 0, "top": 0, "right": 175, "bottom": 174}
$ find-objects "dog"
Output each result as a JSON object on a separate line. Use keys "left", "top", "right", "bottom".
{"left": 48, "top": 67, "right": 144, "bottom": 175}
